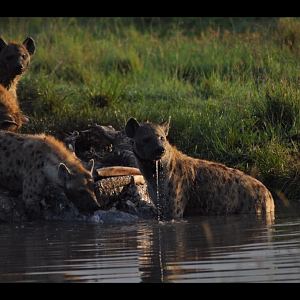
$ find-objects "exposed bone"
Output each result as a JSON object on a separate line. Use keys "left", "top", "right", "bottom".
{"left": 96, "top": 166, "right": 141, "bottom": 177}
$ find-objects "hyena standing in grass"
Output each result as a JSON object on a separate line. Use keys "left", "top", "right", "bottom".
{"left": 125, "top": 117, "right": 275, "bottom": 219}
{"left": 0, "top": 131, "right": 100, "bottom": 219}
{"left": 0, "top": 37, "right": 35, "bottom": 131}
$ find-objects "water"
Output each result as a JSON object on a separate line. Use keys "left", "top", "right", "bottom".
{"left": 0, "top": 204, "right": 299, "bottom": 282}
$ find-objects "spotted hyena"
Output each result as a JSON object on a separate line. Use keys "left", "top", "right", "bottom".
{"left": 125, "top": 117, "right": 275, "bottom": 219}
{"left": 0, "top": 131, "right": 100, "bottom": 219}
{"left": 0, "top": 37, "right": 35, "bottom": 131}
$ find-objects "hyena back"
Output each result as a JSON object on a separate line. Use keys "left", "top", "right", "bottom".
{"left": 0, "top": 131, "right": 100, "bottom": 219}
{"left": 0, "top": 37, "right": 35, "bottom": 131}
{"left": 125, "top": 117, "right": 275, "bottom": 219}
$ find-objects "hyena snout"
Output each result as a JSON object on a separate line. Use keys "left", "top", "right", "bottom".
{"left": 155, "top": 145, "right": 165, "bottom": 156}
{"left": 65, "top": 188, "right": 100, "bottom": 213}
{"left": 151, "top": 144, "right": 166, "bottom": 160}
{"left": 5, "top": 59, "right": 25, "bottom": 76}
{"left": 14, "top": 62, "right": 24, "bottom": 75}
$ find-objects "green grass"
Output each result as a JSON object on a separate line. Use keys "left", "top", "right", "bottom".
{"left": 2, "top": 17, "right": 300, "bottom": 202}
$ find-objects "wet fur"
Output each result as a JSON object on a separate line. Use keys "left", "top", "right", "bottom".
{"left": 126, "top": 117, "right": 275, "bottom": 219}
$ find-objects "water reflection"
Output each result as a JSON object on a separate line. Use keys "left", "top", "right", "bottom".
{"left": 137, "top": 213, "right": 276, "bottom": 282}
{"left": 0, "top": 206, "right": 299, "bottom": 282}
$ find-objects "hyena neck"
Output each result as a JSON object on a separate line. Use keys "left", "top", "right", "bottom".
{"left": 132, "top": 147, "right": 155, "bottom": 168}
{"left": 0, "top": 73, "right": 20, "bottom": 98}
{"left": 133, "top": 147, "right": 157, "bottom": 189}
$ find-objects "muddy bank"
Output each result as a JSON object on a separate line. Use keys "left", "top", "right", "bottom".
{"left": 0, "top": 125, "right": 157, "bottom": 224}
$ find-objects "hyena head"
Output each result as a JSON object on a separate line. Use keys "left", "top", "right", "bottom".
{"left": 57, "top": 159, "right": 100, "bottom": 212}
{"left": 0, "top": 37, "right": 35, "bottom": 79}
{"left": 125, "top": 117, "right": 171, "bottom": 162}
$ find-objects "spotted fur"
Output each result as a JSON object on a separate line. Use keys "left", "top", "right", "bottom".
{"left": 0, "top": 131, "right": 100, "bottom": 219}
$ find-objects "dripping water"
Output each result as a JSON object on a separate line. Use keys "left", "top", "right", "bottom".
{"left": 156, "top": 160, "right": 165, "bottom": 281}
{"left": 155, "top": 160, "right": 167, "bottom": 222}
{"left": 155, "top": 160, "right": 162, "bottom": 221}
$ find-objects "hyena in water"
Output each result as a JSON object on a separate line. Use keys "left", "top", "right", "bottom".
{"left": 0, "top": 37, "right": 35, "bottom": 131}
{"left": 0, "top": 131, "right": 100, "bottom": 219}
{"left": 125, "top": 117, "right": 275, "bottom": 219}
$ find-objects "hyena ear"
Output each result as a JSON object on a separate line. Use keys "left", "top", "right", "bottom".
{"left": 86, "top": 159, "right": 94, "bottom": 174}
{"left": 22, "top": 37, "right": 36, "bottom": 56}
{"left": 160, "top": 116, "right": 171, "bottom": 136}
{"left": 58, "top": 163, "right": 72, "bottom": 185}
{"left": 125, "top": 117, "right": 140, "bottom": 138}
{"left": 0, "top": 37, "right": 7, "bottom": 53}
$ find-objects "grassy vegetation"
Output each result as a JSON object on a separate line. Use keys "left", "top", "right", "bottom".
{"left": 2, "top": 17, "right": 300, "bottom": 202}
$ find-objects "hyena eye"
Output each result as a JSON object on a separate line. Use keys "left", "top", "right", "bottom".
{"left": 22, "top": 54, "right": 27, "bottom": 60}
{"left": 159, "top": 136, "right": 165, "bottom": 141}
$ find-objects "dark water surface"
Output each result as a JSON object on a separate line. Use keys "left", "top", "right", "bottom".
{"left": 0, "top": 204, "right": 299, "bottom": 282}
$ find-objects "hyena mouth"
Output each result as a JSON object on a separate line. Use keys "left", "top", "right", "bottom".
{"left": 152, "top": 154, "right": 165, "bottom": 161}
{"left": 13, "top": 67, "right": 24, "bottom": 76}
{"left": 152, "top": 146, "right": 166, "bottom": 161}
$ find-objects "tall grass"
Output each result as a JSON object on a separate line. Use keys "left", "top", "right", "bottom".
{"left": 2, "top": 17, "right": 300, "bottom": 201}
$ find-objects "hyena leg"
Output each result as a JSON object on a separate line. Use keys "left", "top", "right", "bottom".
{"left": 22, "top": 178, "right": 45, "bottom": 220}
